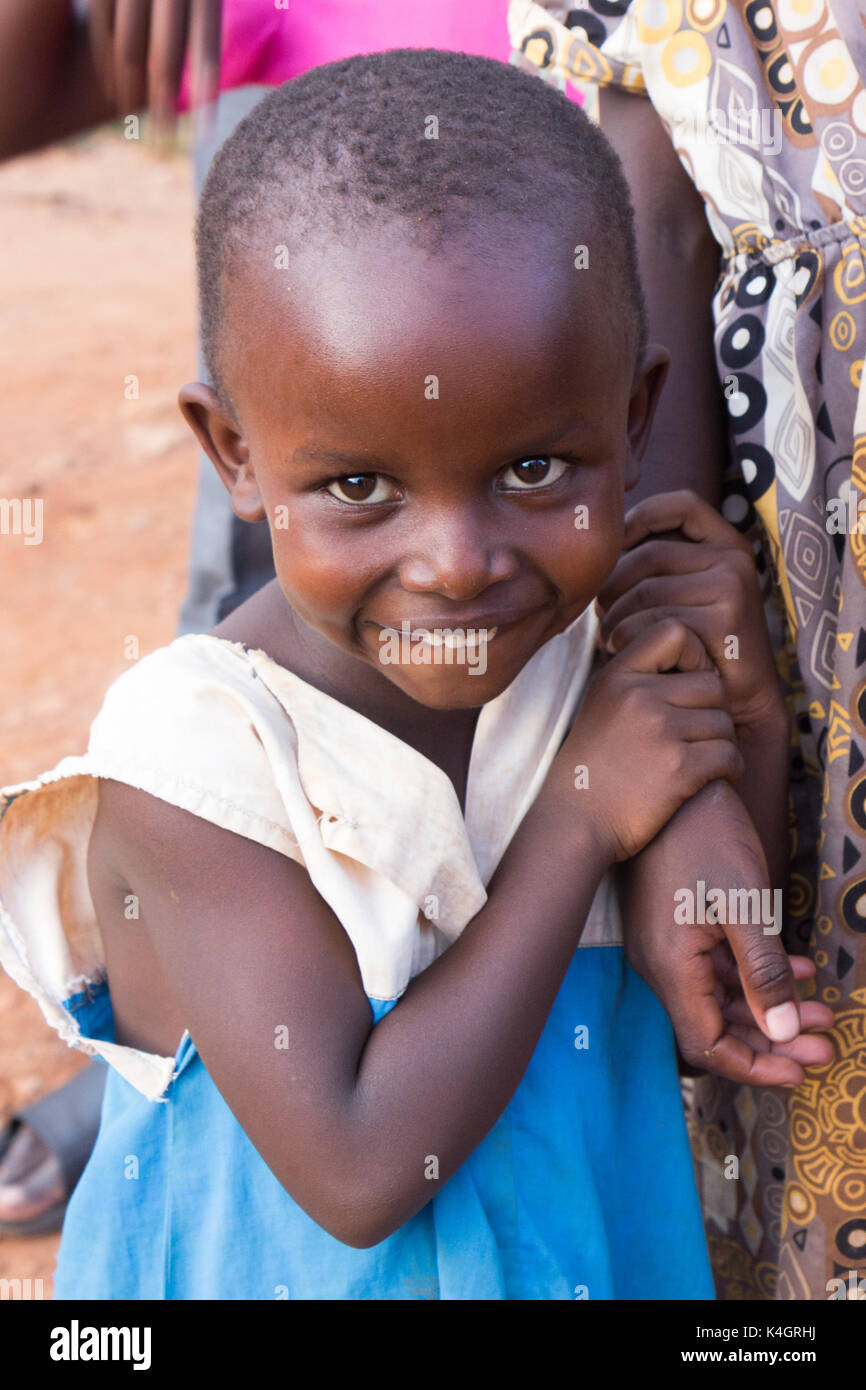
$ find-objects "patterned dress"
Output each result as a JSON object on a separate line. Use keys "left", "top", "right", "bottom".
{"left": 508, "top": 0, "right": 866, "bottom": 1301}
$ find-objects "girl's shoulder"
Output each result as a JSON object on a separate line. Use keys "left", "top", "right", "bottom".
{"left": 85, "top": 633, "right": 305, "bottom": 861}
{"left": 0, "top": 634, "right": 314, "bottom": 1100}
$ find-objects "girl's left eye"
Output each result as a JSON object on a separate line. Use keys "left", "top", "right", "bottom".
{"left": 326, "top": 474, "right": 400, "bottom": 505}
{"left": 499, "top": 456, "right": 573, "bottom": 491}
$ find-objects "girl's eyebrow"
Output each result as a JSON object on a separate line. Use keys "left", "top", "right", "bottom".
{"left": 288, "top": 445, "right": 388, "bottom": 470}
{"left": 504, "top": 415, "right": 591, "bottom": 461}
{"left": 287, "top": 415, "right": 591, "bottom": 472}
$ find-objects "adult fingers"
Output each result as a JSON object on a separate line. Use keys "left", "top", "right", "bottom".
{"left": 148, "top": 0, "right": 190, "bottom": 140}
{"left": 87, "top": 0, "right": 117, "bottom": 103}
{"left": 114, "top": 0, "right": 152, "bottom": 114}
{"left": 662, "top": 955, "right": 736, "bottom": 1076}
{"left": 696, "top": 1033, "right": 806, "bottom": 1087}
{"left": 655, "top": 948, "right": 804, "bottom": 1086}
{"left": 189, "top": 0, "right": 223, "bottom": 121}
{"left": 723, "top": 995, "right": 835, "bottom": 1036}
{"left": 722, "top": 922, "right": 803, "bottom": 1044}
{"left": 724, "top": 1020, "right": 835, "bottom": 1068}
{"left": 714, "top": 945, "right": 822, "bottom": 990}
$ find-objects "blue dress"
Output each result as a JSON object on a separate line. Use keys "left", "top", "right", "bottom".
{"left": 53, "top": 953, "right": 713, "bottom": 1300}
{"left": 0, "top": 623, "right": 714, "bottom": 1300}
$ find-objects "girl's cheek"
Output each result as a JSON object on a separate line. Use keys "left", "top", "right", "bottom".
{"left": 272, "top": 530, "right": 376, "bottom": 619}
{"left": 552, "top": 516, "right": 623, "bottom": 595}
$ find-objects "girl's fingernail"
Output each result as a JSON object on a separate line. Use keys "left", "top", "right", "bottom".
{"left": 765, "top": 1001, "right": 800, "bottom": 1042}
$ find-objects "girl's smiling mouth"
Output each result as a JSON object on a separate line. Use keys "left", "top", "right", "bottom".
{"left": 367, "top": 606, "right": 545, "bottom": 641}
{"left": 362, "top": 607, "right": 561, "bottom": 689}
{"left": 403, "top": 627, "right": 498, "bottom": 650}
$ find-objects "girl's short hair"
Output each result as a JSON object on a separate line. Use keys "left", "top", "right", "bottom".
{"left": 197, "top": 47, "right": 647, "bottom": 416}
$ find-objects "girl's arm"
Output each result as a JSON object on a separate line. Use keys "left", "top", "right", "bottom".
{"left": 88, "top": 620, "right": 741, "bottom": 1249}
{"left": 598, "top": 488, "right": 790, "bottom": 884}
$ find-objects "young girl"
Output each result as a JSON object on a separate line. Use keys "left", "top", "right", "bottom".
{"left": 0, "top": 49, "right": 832, "bottom": 1300}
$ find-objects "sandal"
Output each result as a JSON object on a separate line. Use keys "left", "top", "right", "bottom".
{"left": 0, "top": 1062, "right": 106, "bottom": 1237}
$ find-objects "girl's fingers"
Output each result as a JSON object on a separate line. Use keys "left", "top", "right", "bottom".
{"left": 600, "top": 578, "right": 717, "bottom": 647}
{"left": 87, "top": 0, "right": 117, "bottom": 102}
{"left": 605, "top": 606, "right": 713, "bottom": 656}
{"left": 148, "top": 0, "right": 191, "bottom": 141}
{"left": 614, "top": 617, "right": 713, "bottom": 676}
{"left": 682, "top": 738, "right": 745, "bottom": 789}
{"left": 623, "top": 488, "right": 749, "bottom": 552}
{"left": 597, "top": 538, "right": 717, "bottom": 614}
{"left": 654, "top": 669, "right": 729, "bottom": 710}
{"left": 671, "top": 707, "right": 737, "bottom": 744}
{"left": 114, "top": 0, "right": 153, "bottom": 114}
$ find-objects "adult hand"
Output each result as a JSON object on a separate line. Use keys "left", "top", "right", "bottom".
{"left": 619, "top": 780, "right": 834, "bottom": 1086}
{"left": 87, "top": 0, "right": 222, "bottom": 139}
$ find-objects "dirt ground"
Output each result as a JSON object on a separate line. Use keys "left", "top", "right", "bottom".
{"left": 0, "top": 125, "right": 199, "bottom": 1295}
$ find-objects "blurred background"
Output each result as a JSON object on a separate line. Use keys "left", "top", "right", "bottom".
{"left": 0, "top": 117, "right": 198, "bottom": 1292}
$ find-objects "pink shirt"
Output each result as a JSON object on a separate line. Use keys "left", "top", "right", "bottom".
{"left": 177, "top": 0, "right": 582, "bottom": 107}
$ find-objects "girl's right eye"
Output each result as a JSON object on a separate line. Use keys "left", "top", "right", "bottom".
{"left": 326, "top": 474, "right": 400, "bottom": 505}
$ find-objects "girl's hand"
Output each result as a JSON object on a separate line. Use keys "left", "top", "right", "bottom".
{"left": 562, "top": 617, "right": 743, "bottom": 864}
{"left": 618, "top": 781, "right": 835, "bottom": 1085}
{"left": 596, "top": 489, "right": 783, "bottom": 732}
{"left": 87, "top": 0, "right": 222, "bottom": 138}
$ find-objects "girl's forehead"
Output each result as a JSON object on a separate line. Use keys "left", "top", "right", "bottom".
{"left": 225, "top": 221, "right": 624, "bottom": 426}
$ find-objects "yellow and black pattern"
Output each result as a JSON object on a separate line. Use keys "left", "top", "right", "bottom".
{"left": 509, "top": 0, "right": 866, "bottom": 1300}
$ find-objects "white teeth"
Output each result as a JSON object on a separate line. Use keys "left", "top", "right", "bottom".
{"left": 411, "top": 627, "right": 497, "bottom": 649}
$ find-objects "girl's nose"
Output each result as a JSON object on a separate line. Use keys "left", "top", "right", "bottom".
{"left": 398, "top": 509, "right": 519, "bottom": 600}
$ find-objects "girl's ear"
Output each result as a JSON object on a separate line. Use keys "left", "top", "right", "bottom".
{"left": 624, "top": 344, "right": 670, "bottom": 492}
{"left": 178, "top": 383, "right": 266, "bottom": 522}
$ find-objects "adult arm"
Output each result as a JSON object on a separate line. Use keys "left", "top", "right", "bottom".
{"left": 599, "top": 85, "right": 726, "bottom": 506}
{"left": 0, "top": 1, "right": 114, "bottom": 161}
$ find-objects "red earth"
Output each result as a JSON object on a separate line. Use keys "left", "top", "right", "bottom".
{"left": 0, "top": 124, "right": 199, "bottom": 1296}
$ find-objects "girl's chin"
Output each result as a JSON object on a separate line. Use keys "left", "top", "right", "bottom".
{"left": 380, "top": 665, "right": 517, "bottom": 710}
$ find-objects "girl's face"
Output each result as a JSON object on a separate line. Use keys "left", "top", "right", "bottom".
{"left": 181, "top": 220, "right": 667, "bottom": 709}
